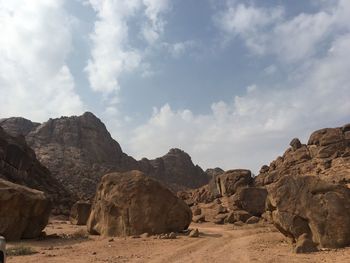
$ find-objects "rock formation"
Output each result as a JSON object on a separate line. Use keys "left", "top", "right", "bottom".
{"left": 24, "top": 112, "right": 139, "bottom": 199}
{"left": 266, "top": 175, "right": 350, "bottom": 251}
{"left": 216, "top": 169, "right": 253, "bottom": 196}
{"left": 255, "top": 123, "right": 350, "bottom": 186}
{"left": 140, "top": 148, "right": 210, "bottom": 191}
{"left": 87, "top": 171, "right": 192, "bottom": 237}
{"left": 254, "top": 123, "right": 350, "bottom": 252}
{"left": 0, "top": 126, "right": 72, "bottom": 214}
{"left": 0, "top": 178, "right": 51, "bottom": 240}
{"left": 0, "top": 113, "right": 209, "bottom": 199}
{"left": 70, "top": 201, "right": 91, "bottom": 225}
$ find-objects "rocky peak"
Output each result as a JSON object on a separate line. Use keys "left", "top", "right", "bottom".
{"left": 0, "top": 117, "right": 40, "bottom": 137}
{"left": 19, "top": 113, "right": 139, "bottom": 199}
{"left": 145, "top": 148, "right": 210, "bottom": 190}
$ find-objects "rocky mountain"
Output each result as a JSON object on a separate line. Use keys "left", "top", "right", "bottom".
{"left": 0, "top": 112, "right": 209, "bottom": 199}
{"left": 140, "top": 148, "right": 209, "bottom": 191}
{"left": 0, "top": 126, "right": 73, "bottom": 214}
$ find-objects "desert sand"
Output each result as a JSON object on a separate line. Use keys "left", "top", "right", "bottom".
{"left": 6, "top": 218, "right": 350, "bottom": 263}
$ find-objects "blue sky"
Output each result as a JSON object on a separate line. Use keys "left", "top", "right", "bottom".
{"left": 1, "top": 0, "right": 350, "bottom": 172}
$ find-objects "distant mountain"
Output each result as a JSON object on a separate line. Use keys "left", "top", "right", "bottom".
{"left": 0, "top": 112, "right": 209, "bottom": 199}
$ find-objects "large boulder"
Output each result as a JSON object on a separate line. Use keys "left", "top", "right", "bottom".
{"left": 267, "top": 175, "right": 350, "bottom": 250}
{"left": 0, "top": 178, "right": 51, "bottom": 241}
{"left": 70, "top": 201, "right": 91, "bottom": 225}
{"left": 216, "top": 169, "right": 253, "bottom": 196}
{"left": 87, "top": 171, "right": 192, "bottom": 237}
{"left": 232, "top": 187, "right": 267, "bottom": 216}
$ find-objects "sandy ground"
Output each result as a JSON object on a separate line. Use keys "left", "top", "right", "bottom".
{"left": 6, "top": 219, "right": 350, "bottom": 263}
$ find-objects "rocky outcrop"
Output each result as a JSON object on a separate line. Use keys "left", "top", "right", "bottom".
{"left": 70, "top": 201, "right": 91, "bottom": 225}
{"left": 0, "top": 127, "right": 72, "bottom": 214}
{"left": 87, "top": 171, "right": 192, "bottom": 237}
{"left": 216, "top": 169, "right": 253, "bottom": 196}
{"left": 0, "top": 117, "right": 40, "bottom": 137}
{"left": 140, "top": 148, "right": 210, "bottom": 191}
{"left": 0, "top": 178, "right": 51, "bottom": 241}
{"left": 266, "top": 175, "right": 350, "bottom": 251}
{"left": 255, "top": 124, "right": 350, "bottom": 186}
{"left": 231, "top": 187, "right": 267, "bottom": 216}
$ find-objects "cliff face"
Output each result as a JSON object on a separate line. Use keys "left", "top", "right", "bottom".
{"left": 0, "top": 112, "right": 209, "bottom": 199}
{"left": 0, "top": 127, "right": 73, "bottom": 214}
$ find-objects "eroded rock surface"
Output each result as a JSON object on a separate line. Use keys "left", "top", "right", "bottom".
{"left": 0, "top": 178, "right": 51, "bottom": 240}
{"left": 267, "top": 175, "right": 350, "bottom": 250}
{"left": 0, "top": 127, "right": 72, "bottom": 214}
{"left": 256, "top": 124, "right": 350, "bottom": 186}
{"left": 87, "top": 171, "right": 192, "bottom": 237}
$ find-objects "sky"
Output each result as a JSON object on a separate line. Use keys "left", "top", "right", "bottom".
{"left": 1, "top": 0, "right": 350, "bottom": 173}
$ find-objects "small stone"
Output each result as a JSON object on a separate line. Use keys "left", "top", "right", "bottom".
{"left": 189, "top": 229, "right": 199, "bottom": 238}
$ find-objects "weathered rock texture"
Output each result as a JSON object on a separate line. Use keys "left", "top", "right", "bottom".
{"left": 216, "top": 169, "right": 253, "bottom": 196}
{"left": 255, "top": 124, "right": 350, "bottom": 186}
{"left": 70, "top": 201, "right": 91, "bottom": 225}
{"left": 140, "top": 148, "right": 210, "bottom": 191}
{"left": 0, "top": 127, "right": 72, "bottom": 214}
{"left": 87, "top": 171, "right": 192, "bottom": 236}
{"left": 25, "top": 112, "right": 139, "bottom": 199}
{"left": 267, "top": 175, "right": 350, "bottom": 250}
{"left": 0, "top": 113, "right": 209, "bottom": 199}
{"left": 231, "top": 187, "right": 267, "bottom": 216}
{"left": 0, "top": 178, "right": 51, "bottom": 240}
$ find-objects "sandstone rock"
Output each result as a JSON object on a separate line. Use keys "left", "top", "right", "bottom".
{"left": 0, "top": 178, "right": 51, "bottom": 240}
{"left": 225, "top": 212, "right": 236, "bottom": 224}
{"left": 294, "top": 234, "right": 318, "bottom": 254}
{"left": 179, "top": 185, "right": 215, "bottom": 205}
{"left": 216, "top": 205, "right": 227, "bottom": 214}
{"left": 267, "top": 175, "right": 350, "bottom": 249}
{"left": 0, "top": 117, "right": 40, "bottom": 137}
{"left": 192, "top": 214, "right": 205, "bottom": 223}
{"left": 232, "top": 210, "right": 252, "bottom": 223}
{"left": 192, "top": 207, "right": 202, "bottom": 216}
{"left": 214, "top": 213, "right": 228, "bottom": 224}
{"left": 0, "top": 127, "right": 72, "bottom": 214}
{"left": 290, "top": 138, "right": 302, "bottom": 150}
{"left": 87, "top": 171, "right": 192, "bottom": 237}
{"left": 255, "top": 124, "right": 350, "bottom": 186}
{"left": 70, "top": 201, "right": 91, "bottom": 225}
{"left": 246, "top": 216, "right": 260, "bottom": 224}
{"left": 232, "top": 187, "right": 267, "bottom": 216}
{"left": 216, "top": 169, "right": 253, "bottom": 196}
{"left": 144, "top": 148, "right": 210, "bottom": 191}
{"left": 189, "top": 229, "right": 199, "bottom": 238}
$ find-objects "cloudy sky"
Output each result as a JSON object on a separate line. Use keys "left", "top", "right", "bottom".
{"left": 1, "top": 0, "right": 350, "bottom": 172}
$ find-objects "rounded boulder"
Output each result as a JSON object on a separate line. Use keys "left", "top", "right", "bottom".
{"left": 87, "top": 171, "right": 192, "bottom": 236}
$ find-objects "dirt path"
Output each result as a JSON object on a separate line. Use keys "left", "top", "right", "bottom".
{"left": 7, "top": 221, "right": 350, "bottom": 263}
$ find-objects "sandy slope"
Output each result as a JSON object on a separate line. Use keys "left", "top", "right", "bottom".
{"left": 7, "top": 219, "right": 350, "bottom": 263}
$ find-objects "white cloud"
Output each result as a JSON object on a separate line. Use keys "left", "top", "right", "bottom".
{"left": 142, "top": 0, "right": 170, "bottom": 44}
{"left": 127, "top": 18, "right": 350, "bottom": 172}
{"left": 215, "top": 0, "right": 350, "bottom": 62}
{"left": 85, "top": 0, "right": 142, "bottom": 94}
{"left": 162, "top": 40, "right": 196, "bottom": 58}
{"left": 0, "top": 0, "right": 83, "bottom": 122}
